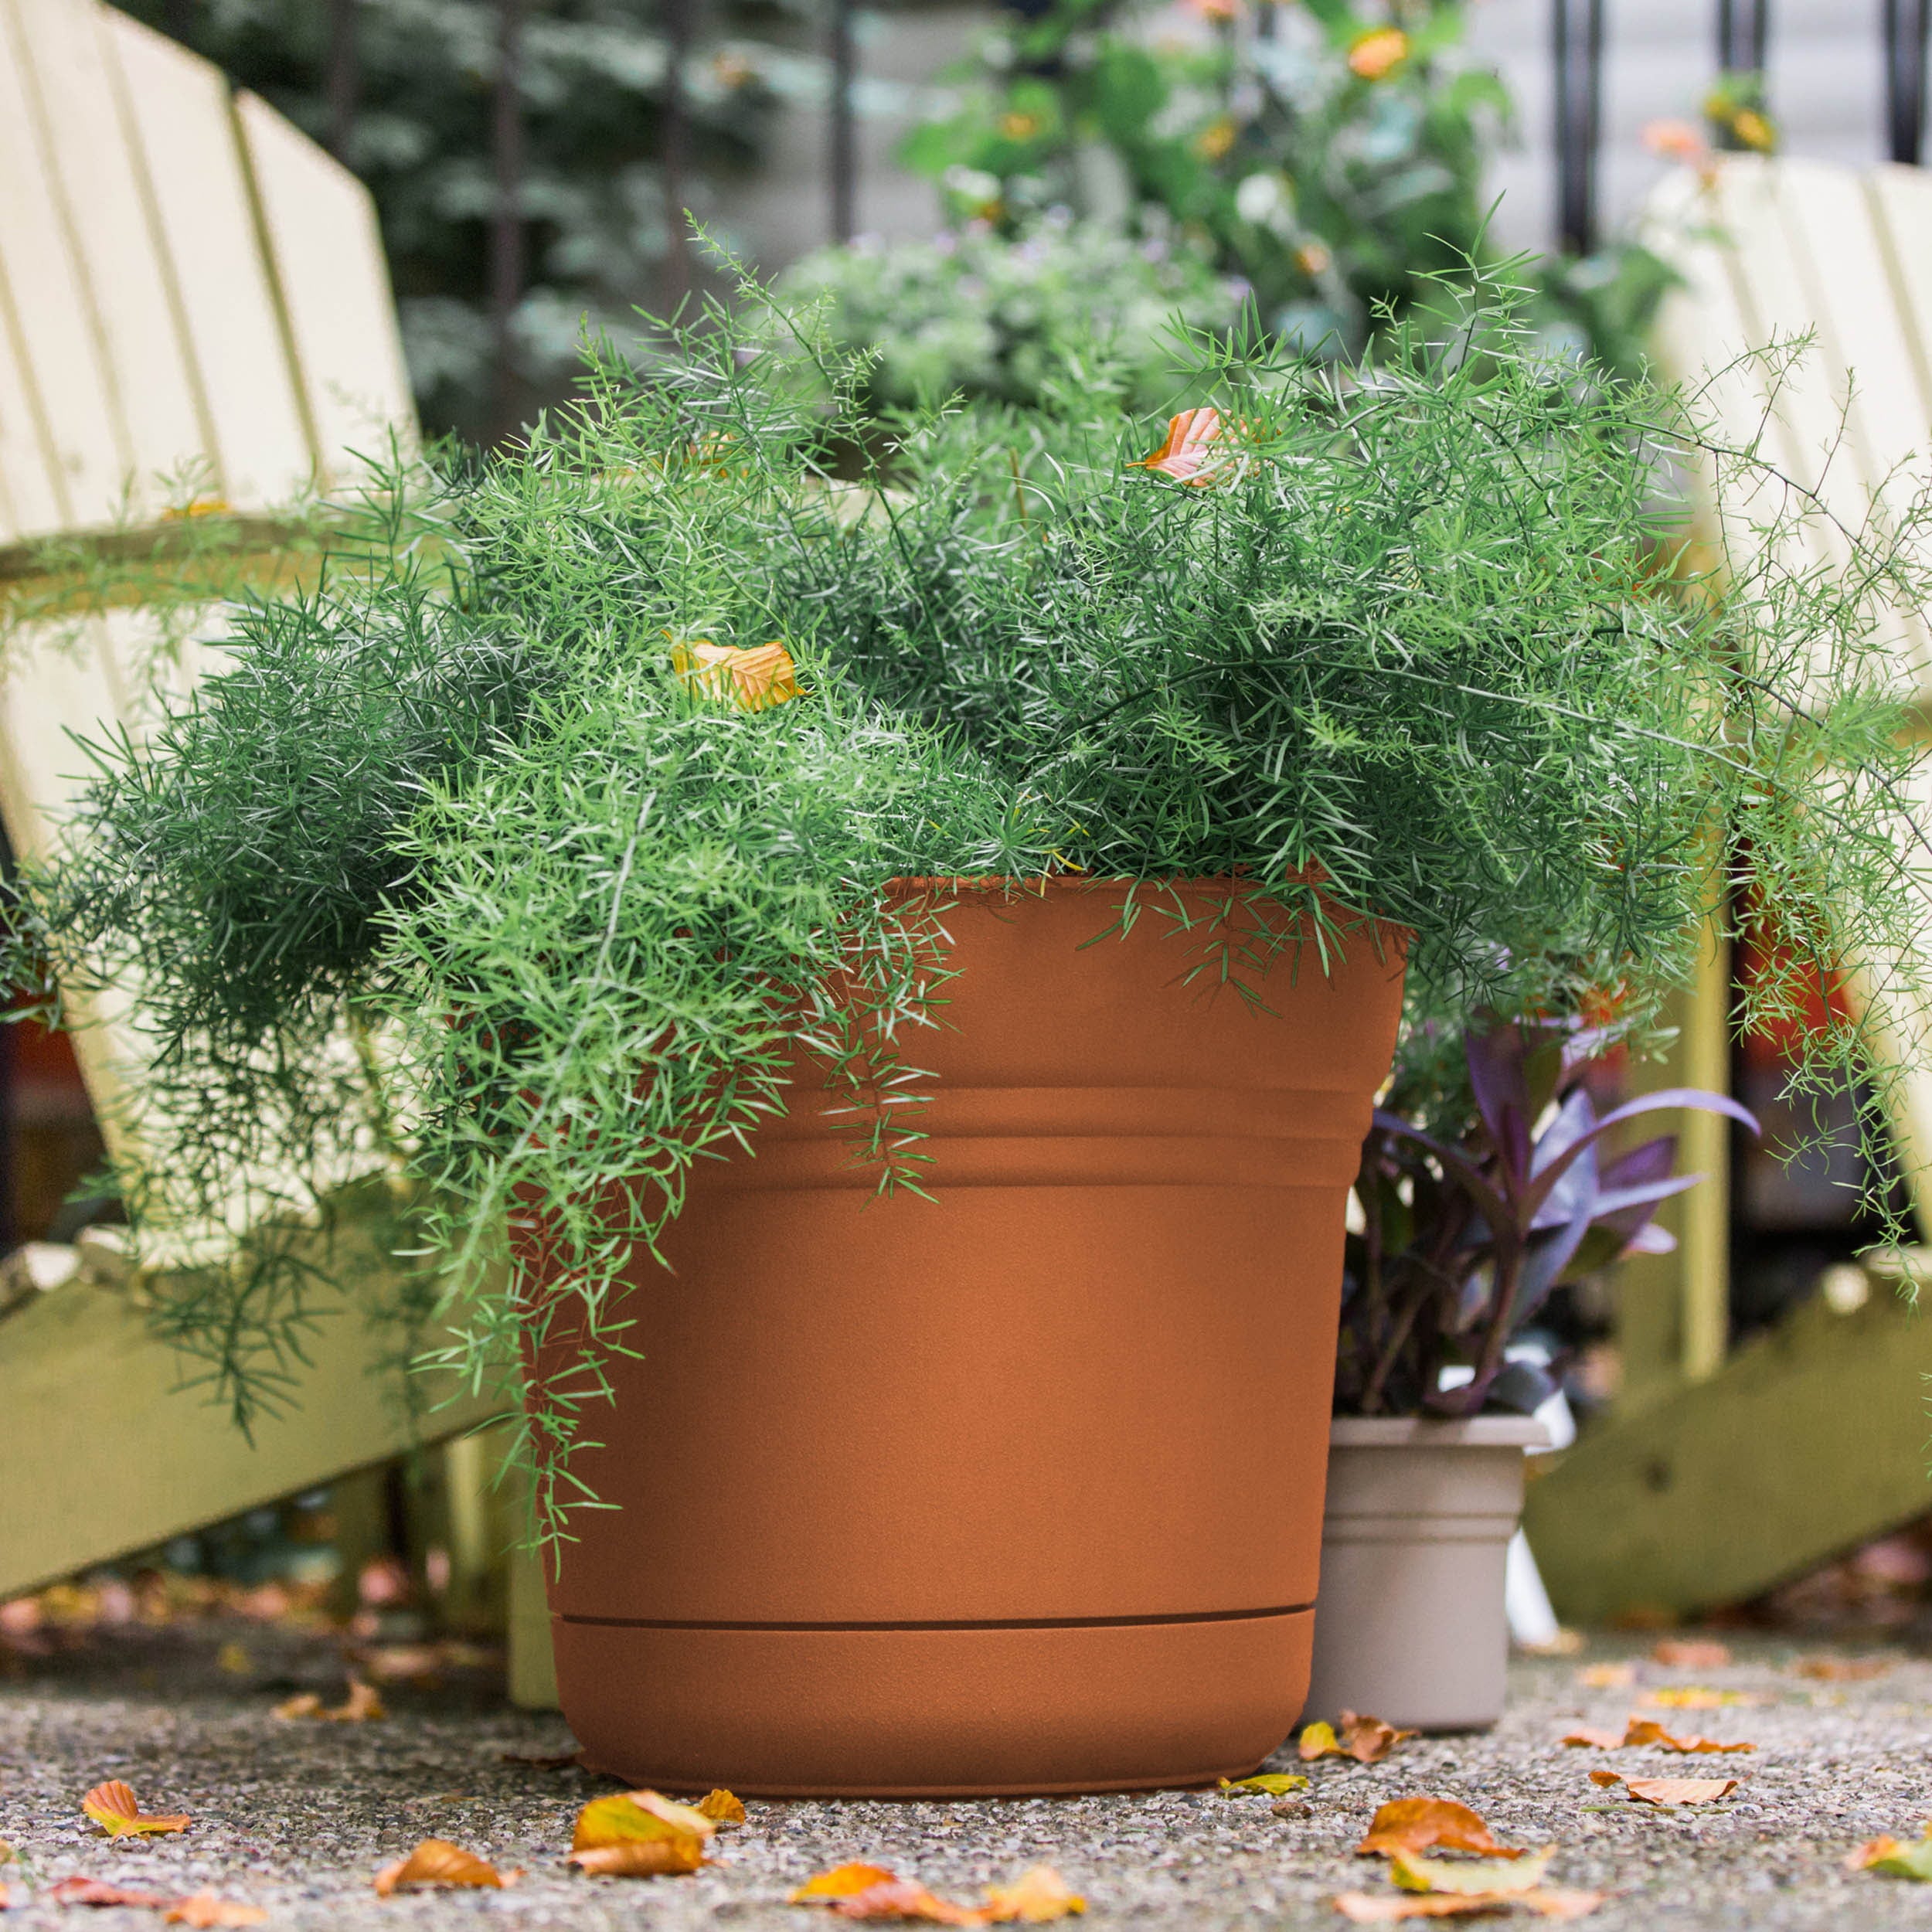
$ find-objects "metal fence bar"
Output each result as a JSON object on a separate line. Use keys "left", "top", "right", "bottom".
{"left": 1553, "top": 0, "right": 1604, "bottom": 254}
{"left": 1716, "top": 0, "right": 1770, "bottom": 73}
{"left": 325, "top": 0, "right": 359, "bottom": 162}
{"left": 1886, "top": 0, "right": 1931, "bottom": 165}
{"left": 490, "top": 0, "right": 526, "bottom": 440}
{"left": 829, "top": 0, "right": 856, "bottom": 243}
{"left": 662, "top": 0, "right": 693, "bottom": 307}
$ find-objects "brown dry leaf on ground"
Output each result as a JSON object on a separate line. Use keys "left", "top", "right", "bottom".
{"left": 1358, "top": 1800, "right": 1526, "bottom": 1860}
{"left": 164, "top": 1894, "right": 269, "bottom": 1926}
{"left": 570, "top": 1790, "right": 713, "bottom": 1876}
{"left": 830, "top": 1879, "right": 983, "bottom": 1924}
{"left": 372, "top": 1839, "right": 520, "bottom": 1894}
{"left": 1563, "top": 1718, "right": 1751, "bottom": 1754}
{"left": 1846, "top": 1828, "right": 1932, "bottom": 1879}
{"left": 794, "top": 1865, "right": 903, "bottom": 1902}
{"left": 323, "top": 1679, "right": 386, "bottom": 1722}
{"left": 1795, "top": 1657, "right": 1892, "bottom": 1682}
{"left": 46, "top": 1876, "right": 172, "bottom": 1906}
{"left": 1574, "top": 1665, "right": 1634, "bottom": 1690}
{"left": 1650, "top": 1640, "right": 1731, "bottom": 1670}
{"left": 1587, "top": 1772, "right": 1737, "bottom": 1804}
{"left": 696, "top": 1788, "right": 747, "bottom": 1827}
{"left": 981, "top": 1866, "right": 1086, "bottom": 1921}
{"left": 1334, "top": 1894, "right": 1602, "bottom": 1923}
{"left": 1219, "top": 1773, "right": 1311, "bottom": 1798}
{"left": 1303, "top": 1713, "right": 1417, "bottom": 1764}
{"left": 80, "top": 1780, "right": 190, "bottom": 1838}
{"left": 272, "top": 1692, "right": 322, "bottom": 1720}
{"left": 0, "top": 1882, "right": 12, "bottom": 1910}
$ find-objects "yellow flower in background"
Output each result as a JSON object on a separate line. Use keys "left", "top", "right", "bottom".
{"left": 1730, "top": 107, "right": 1776, "bottom": 153}
{"left": 998, "top": 111, "right": 1043, "bottom": 140}
{"left": 1346, "top": 27, "right": 1409, "bottom": 81}
{"left": 1195, "top": 115, "right": 1237, "bottom": 161}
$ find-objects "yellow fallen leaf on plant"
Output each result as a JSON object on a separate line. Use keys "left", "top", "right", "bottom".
{"left": 696, "top": 1787, "right": 747, "bottom": 1827}
{"left": 164, "top": 1893, "right": 269, "bottom": 1926}
{"left": 1588, "top": 1772, "right": 1736, "bottom": 1805}
{"left": 81, "top": 1780, "right": 191, "bottom": 1837}
{"left": 1356, "top": 1799, "right": 1525, "bottom": 1860}
{"left": 981, "top": 1865, "right": 1085, "bottom": 1921}
{"left": 372, "top": 1838, "right": 519, "bottom": 1893}
{"left": 1649, "top": 1638, "right": 1730, "bottom": 1670}
{"left": 794, "top": 1863, "right": 903, "bottom": 1901}
{"left": 1390, "top": 1849, "right": 1553, "bottom": 1896}
{"left": 670, "top": 638, "right": 801, "bottom": 712}
{"left": 1219, "top": 1772, "right": 1311, "bottom": 1798}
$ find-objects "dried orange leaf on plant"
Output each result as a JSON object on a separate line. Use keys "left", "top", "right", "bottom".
{"left": 571, "top": 1839, "right": 705, "bottom": 1877}
{"left": 793, "top": 1863, "right": 903, "bottom": 1902}
{"left": 831, "top": 1879, "right": 981, "bottom": 1923}
{"left": 573, "top": 1789, "right": 715, "bottom": 1854}
{"left": 47, "top": 1876, "right": 171, "bottom": 1906}
{"left": 81, "top": 1780, "right": 190, "bottom": 1837}
{"left": 1219, "top": 1773, "right": 1311, "bottom": 1798}
{"left": 981, "top": 1865, "right": 1086, "bottom": 1921}
{"left": 670, "top": 638, "right": 801, "bottom": 712}
{"left": 1391, "top": 1849, "right": 1553, "bottom": 1897}
{"left": 372, "top": 1839, "right": 519, "bottom": 1894}
{"left": 1650, "top": 1639, "right": 1730, "bottom": 1670}
{"left": 164, "top": 1894, "right": 269, "bottom": 1927}
{"left": 696, "top": 1788, "right": 747, "bottom": 1827}
{"left": 1131, "top": 408, "right": 1230, "bottom": 485}
{"left": 1356, "top": 1799, "right": 1523, "bottom": 1861}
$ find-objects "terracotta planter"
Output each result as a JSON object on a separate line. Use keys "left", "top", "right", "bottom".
{"left": 1304, "top": 1417, "right": 1549, "bottom": 1733}
{"left": 536, "top": 879, "right": 1404, "bottom": 1796}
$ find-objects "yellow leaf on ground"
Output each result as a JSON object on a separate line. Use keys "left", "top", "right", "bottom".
{"left": 164, "top": 1893, "right": 269, "bottom": 1926}
{"left": 830, "top": 1879, "right": 981, "bottom": 1923}
{"left": 1303, "top": 1714, "right": 1416, "bottom": 1764}
{"left": 793, "top": 1864, "right": 903, "bottom": 1902}
{"left": 572, "top": 1790, "right": 715, "bottom": 1857}
{"left": 570, "top": 1840, "right": 705, "bottom": 1877}
{"left": 981, "top": 1865, "right": 1086, "bottom": 1922}
{"left": 1390, "top": 1850, "right": 1553, "bottom": 1896}
{"left": 1356, "top": 1799, "right": 1523, "bottom": 1860}
{"left": 372, "top": 1839, "right": 519, "bottom": 1894}
{"left": 323, "top": 1679, "right": 386, "bottom": 1723}
{"left": 1219, "top": 1773, "right": 1311, "bottom": 1798}
{"left": 1300, "top": 1722, "right": 1342, "bottom": 1760}
{"left": 1640, "top": 1688, "right": 1753, "bottom": 1710}
{"left": 1650, "top": 1640, "right": 1730, "bottom": 1670}
{"left": 1794, "top": 1656, "right": 1890, "bottom": 1682}
{"left": 81, "top": 1780, "right": 191, "bottom": 1837}
{"left": 1848, "top": 1830, "right": 1932, "bottom": 1879}
{"left": 272, "top": 1692, "right": 322, "bottom": 1720}
{"left": 696, "top": 1788, "right": 747, "bottom": 1827}
{"left": 1589, "top": 1773, "right": 1737, "bottom": 1805}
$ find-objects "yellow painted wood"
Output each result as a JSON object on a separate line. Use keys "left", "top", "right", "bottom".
{"left": 3, "top": 0, "right": 214, "bottom": 521}
{"left": 1679, "top": 922, "right": 1733, "bottom": 1383}
{"left": 99, "top": 8, "right": 315, "bottom": 509}
{"left": 0, "top": 292, "right": 60, "bottom": 543}
{"left": 507, "top": 1534, "right": 560, "bottom": 1712}
{"left": 0, "top": 1249, "right": 504, "bottom": 1603}
{"left": 1525, "top": 1267, "right": 1932, "bottom": 1623}
{"left": 235, "top": 92, "right": 416, "bottom": 488}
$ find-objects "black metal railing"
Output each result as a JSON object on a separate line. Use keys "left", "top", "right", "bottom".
{"left": 1556, "top": 0, "right": 1932, "bottom": 254}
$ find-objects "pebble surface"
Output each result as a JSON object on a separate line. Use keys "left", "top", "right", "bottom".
{"left": 4, "top": 1626, "right": 1932, "bottom": 1928}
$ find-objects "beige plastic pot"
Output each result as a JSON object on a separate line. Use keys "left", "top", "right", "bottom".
{"left": 1303, "top": 1416, "right": 1549, "bottom": 1733}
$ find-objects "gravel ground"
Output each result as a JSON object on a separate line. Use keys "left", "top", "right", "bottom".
{"left": 4, "top": 1623, "right": 1932, "bottom": 1928}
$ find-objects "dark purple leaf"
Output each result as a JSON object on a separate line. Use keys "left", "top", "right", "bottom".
{"left": 1520, "top": 1088, "right": 1757, "bottom": 1222}
{"left": 1464, "top": 1018, "right": 1532, "bottom": 1183}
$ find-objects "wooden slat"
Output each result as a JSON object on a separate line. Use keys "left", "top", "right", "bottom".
{"left": 99, "top": 9, "right": 316, "bottom": 511}
{"left": 0, "top": 0, "right": 126, "bottom": 531}
{"left": 235, "top": 91, "right": 417, "bottom": 488}
{"left": 0, "top": 297, "right": 61, "bottom": 543}
{"left": 3, "top": 0, "right": 216, "bottom": 522}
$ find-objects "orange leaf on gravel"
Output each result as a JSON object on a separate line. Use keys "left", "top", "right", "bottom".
{"left": 1641, "top": 1688, "right": 1753, "bottom": 1710}
{"left": 272, "top": 1692, "right": 322, "bottom": 1719}
{"left": 1561, "top": 1728, "right": 1626, "bottom": 1750}
{"left": 1621, "top": 1719, "right": 1751, "bottom": 1755}
{"left": 1391, "top": 1851, "right": 1552, "bottom": 1897}
{"left": 323, "top": 1679, "right": 386, "bottom": 1722}
{"left": 1588, "top": 1773, "right": 1736, "bottom": 1805}
{"left": 1794, "top": 1656, "right": 1890, "bottom": 1682}
{"left": 696, "top": 1789, "right": 747, "bottom": 1828}
{"left": 81, "top": 1781, "right": 190, "bottom": 1838}
{"left": 46, "top": 1876, "right": 171, "bottom": 1906}
{"left": 164, "top": 1894, "right": 269, "bottom": 1926}
{"left": 372, "top": 1839, "right": 519, "bottom": 1894}
{"left": 571, "top": 1790, "right": 713, "bottom": 1874}
{"left": 981, "top": 1866, "right": 1086, "bottom": 1922}
{"left": 1575, "top": 1664, "right": 1634, "bottom": 1690}
{"left": 1356, "top": 1799, "right": 1524, "bottom": 1861}
{"left": 570, "top": 1840, "right": 705, "bottom": 1877}
{"left": 831, "top": 1879, "right": 981, "bottom": 1923}
{"left": 793, "top": 1863, "right": 903, "bottom": 1902}
{"left": 1304, "top": 1714, "right": 1416, "bottom": 1764}
{"left": 1334, "top": 1896, "right": 1512, "bottom": 1922}
{"left": 1650, "top": 1640, "right": 1730, "bottom": 1670}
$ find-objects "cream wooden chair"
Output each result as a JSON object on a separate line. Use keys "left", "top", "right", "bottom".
{"left": 1526, "top": 154, "right": 1932, "bottom": 1624}
{"left": 0, "top": 2, "right": 553, "bottom": 1701}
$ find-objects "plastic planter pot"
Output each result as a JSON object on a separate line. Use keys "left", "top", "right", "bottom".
{"left": 533, "top": 879, "right": 1406, "bottom": 1795}
{"left": 1303, "top": 1416, "right": 1550, "bottom": 1733}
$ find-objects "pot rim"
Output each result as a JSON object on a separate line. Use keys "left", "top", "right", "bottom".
{"left": 1328, "top": 1415, "right": 1550, "bottom": 1449}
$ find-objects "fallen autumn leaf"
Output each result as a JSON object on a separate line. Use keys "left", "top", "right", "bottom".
{"left": 46, "top": 1876, "right": 171, "bottom": 1906}
{"left": 1391, "top": 1850, "right": 1553, "bottom": 1896}
{"left": 1587, "top": 1773, "right": 1737, "bottom": 1805}
{"left": 1303, "top": 1713, "right": 1417, "bottom": 1764}
{"left": 163, "top": 1894, "right": 269, "bottom": 1926}
{"left": 1357, "top": 1798, "right": 1525, "bottom": 1860}
{"left": 696, "top": 1788, "right": 747, "bottom": 1827}
{"left": 372, "top": 1839, "right": 519, "bottom": 1894}
{"left": 1847, "top": 1829, "right": 1932, "bottom": 1879}
{"left": 794, "top": 1864, "right": 903, "bottom": 1902}
{"left": 571, "top": 1788, "right": 714, "bottom": 1876}
{"left": 1649, "top": 1640, "right": 1731, "bottom": 1670}
{"left": 80, "top": 1781, "right": 191, "bottom": 1838}
{"left": 571, "top": 1841, "right": 705, "bottom": 1877}
{"left": 1794, "top": 1657, "right": 1891, "bottom": 1682}
{"left": 324, "top": 1679, "right": 385, "bottom": 1723}
{"left": 1575, "top": 1665, "right": 1635, "bottom": 1690}
{"left": 831, "top": 1879, "right": 981, "bottom": 1924}
{"left": 1219, "top": 1773, "right": 1311, "bottom": 1798}
{"left": 1640, "top": 1688, "right": 1754, "bottom": 1711}
{"left": 1562, "top": 1719, "right": 1751, "bottom": 1755}
{"left": 981, "top": 1866, "right": 1086, "bottom": 1921}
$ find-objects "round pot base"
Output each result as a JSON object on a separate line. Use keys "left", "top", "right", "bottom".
{"left": 554, "top": 1605, "right": 1314, "bottom": 1797}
